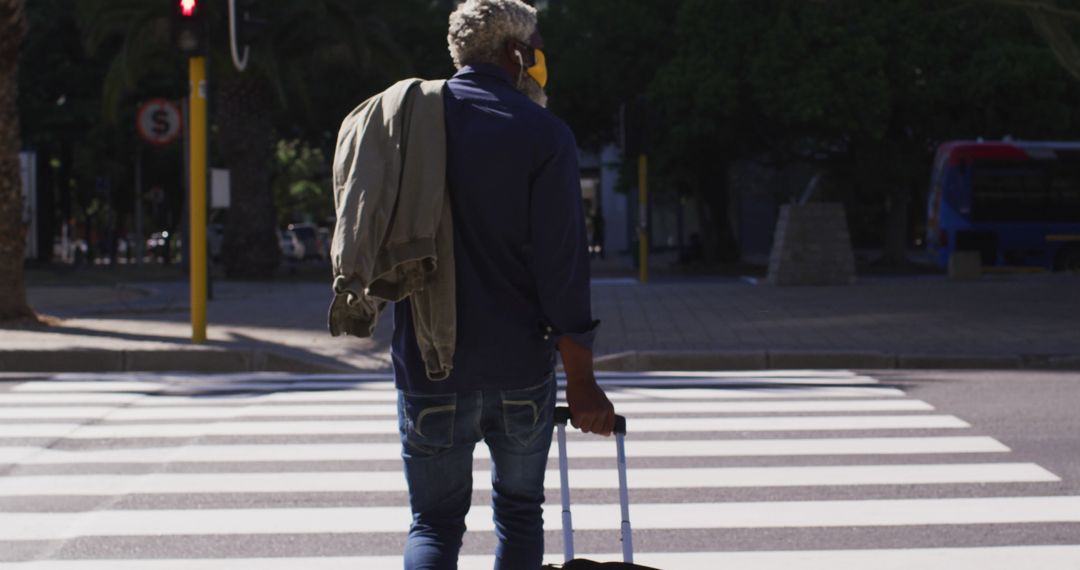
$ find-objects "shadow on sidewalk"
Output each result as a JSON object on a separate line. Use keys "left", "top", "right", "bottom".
{"left": 1, "top": 320, "right": 388, "bottom": 375}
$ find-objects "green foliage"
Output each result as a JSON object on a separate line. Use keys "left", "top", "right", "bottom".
{"left": 73, "top": 0, "right": 425, "bottom": 134}
{"left": 19, "top": 0, "right": 111, "bottom": 144}
{"left": 749, "top": 3, "right": 892, "bottom": 140}
{"left": 45, "top": 0, "right": 454, "bottom": 251}
{"left": 997, "top": 0, "right": 1080, "bottom": 80}
{"left": 75, "top": 0, "right": 187, "bottom": 125}
{"left": 540, "top": 0, "right": 683, "bottom": 150}
{"left": 549, "top": 0, "right": 1080, "bottom": 171}
{"left": 543, "top": 0, "right": 1080, "bottom": 259}
{"left": 272, "top": 139, "right": 332, "bottom": 226}
{"left": 20, "top": 0, "right": 1080, "bottom": 262}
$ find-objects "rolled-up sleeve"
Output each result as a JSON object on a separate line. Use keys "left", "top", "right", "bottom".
{"left": 528, "top": 124, "right": 600, "bottom": 350}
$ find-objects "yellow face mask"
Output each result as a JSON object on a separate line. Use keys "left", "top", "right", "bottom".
{"left": 528, "top": 48, "right": 548, "bottom": 89}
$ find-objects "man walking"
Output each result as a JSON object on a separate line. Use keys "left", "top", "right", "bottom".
{"left": 392, "top": 1, "right": 615, "bottom": 568}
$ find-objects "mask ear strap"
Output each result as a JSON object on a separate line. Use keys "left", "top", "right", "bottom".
{"left": 515, "top": 50, "right": 526, "bottom": 85}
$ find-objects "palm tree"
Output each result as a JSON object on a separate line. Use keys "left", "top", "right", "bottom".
{"left": 990, "top": 0, "right": 1080, "bottom": 79}
{"left": 0, "top": 0, "right": 34, "bottom": 321}
{"left": 77, "top": 0, "right": 417, "bottom": 278}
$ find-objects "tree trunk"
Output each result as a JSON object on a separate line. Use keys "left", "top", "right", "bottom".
{"left": 695, "top": 168, "right": 739, "bottom": 264}
{"left": 0, "top": 0, "right": 33, "bottom": 321}
{"left": 852, "top": 138, "right": 913, "bottom": 269}
{"left": 217, "top": 73, "right": 280, "bottom": 279}
{"left": 881, "top": 186, "right": 911, "bottom": 267}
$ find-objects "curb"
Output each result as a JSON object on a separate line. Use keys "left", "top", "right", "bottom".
{"left": 4, "top": 349, "right": 1079, "bottom": 375}
{"left": 0, "top": 349, "right": 353, "bottom": 374}
{"left": 593, "top": 350, "right": 1080, "bottom": 372}
{"left": 592, "top": 351, "right": 767, "bottom": 371}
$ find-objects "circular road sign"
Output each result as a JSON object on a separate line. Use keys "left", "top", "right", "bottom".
{"left": 136, "top": 99, "right": 183, "bottom": 146}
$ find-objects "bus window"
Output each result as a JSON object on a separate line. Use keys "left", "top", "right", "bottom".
{"left": 971, "top": 159, "right": 1080, "bottom": 223}
{"left": 1049, "top": 160, "right": 1080, "bottom": 220}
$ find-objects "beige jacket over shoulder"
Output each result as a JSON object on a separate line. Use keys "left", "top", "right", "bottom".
{"left": 328, "top": 78, "right": 455, "bottom": 381}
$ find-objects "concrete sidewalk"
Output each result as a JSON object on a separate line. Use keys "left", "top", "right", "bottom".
{"left": 2, "top": 273, "right": 1079, "bottom": 373}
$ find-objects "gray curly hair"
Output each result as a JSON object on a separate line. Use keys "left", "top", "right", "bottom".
{"left": 448, "top": 0, "right": 538, "bottom": 69}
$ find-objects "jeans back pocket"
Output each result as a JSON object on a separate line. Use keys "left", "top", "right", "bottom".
{"left": 399, "top": 391, "right": 457, "bottom": 456}
{"left": 501, "top": 375, "right": 555, "bottom": 448}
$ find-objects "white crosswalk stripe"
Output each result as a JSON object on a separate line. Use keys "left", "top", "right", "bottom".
{"left": 0, "top": 398, "right": 935, "bottom": 419}
{"left": 3, "top": 546, "right": 1080, "bottom": 570}
{"left": 0, "top": 414, "right": 973, "bottom": 439}
{"left": 0, "top": 463, "right": 1058, "bottom": 496}
{"left": 0, "top": 371, "right": 1073, "bottom": 568}
{"left": 0, "top": 384, "right": 908, "bottom": 405}
{"left": 5, "top": 496, "right": 1080, "bottom": 540}
{"left": 0, "top": 436, "right": 1011, "bottom": 464}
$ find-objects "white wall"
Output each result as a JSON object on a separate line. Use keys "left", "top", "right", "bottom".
{"left": 599, "top": 144, "right": 629, "bottom": 257}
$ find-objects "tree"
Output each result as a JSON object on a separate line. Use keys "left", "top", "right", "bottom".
{"left": 991, "top": 0, "right": 1080, "bottom": 79}
{"left": 543, "top": 0, "right": 1080, "bottom": 267}
{"left": 76, "top": 0, "right": 418, "bottom": 278}
{"left": 0, "top": 0, "right": 34, "bottom": 321}
{"left": 18, "top": 1, "right": 98, "bottom": 263}
{"left": 540, "top": 0, "right": 683, "bottom": 150}
{"left": 648, "top": 0, "right": 1080, "bottom": 264}
{"left": 272, "top": 139, "right": 333, "bottom": 227}
{"left": 648, "top": 0, "right": 774, "bottom": 262}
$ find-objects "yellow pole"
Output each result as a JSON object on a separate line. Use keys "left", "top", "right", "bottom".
{"left": 189, "top": 57, "right": 208, "bottom": 343}
{"left": 638, "top": 153, "right": 648, "bottom": 284}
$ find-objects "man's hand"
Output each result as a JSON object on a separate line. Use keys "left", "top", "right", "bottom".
{"left": 565, "top": 375, "right": 615, "bottom": 436}
{"left": 557, "top": 335, "right": 615, "bottom": 436}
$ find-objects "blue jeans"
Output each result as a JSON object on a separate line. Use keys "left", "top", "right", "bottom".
{"left": 397, "top": 374, "right": 556, "bottom": 570}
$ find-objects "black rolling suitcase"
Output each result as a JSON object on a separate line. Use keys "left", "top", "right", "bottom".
{"left": 543, "top": 407, "right": 660, "bottom": 570}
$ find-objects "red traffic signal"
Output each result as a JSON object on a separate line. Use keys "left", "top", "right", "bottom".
{"left": 172, "top": 0, "right": 206, "bottom": 54}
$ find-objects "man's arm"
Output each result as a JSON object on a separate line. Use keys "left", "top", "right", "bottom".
{"left": 528, "top": 123, "right": 615, "bottom": 435}
{"left": 559, "top": 336, "right": 615, "bottom": 436}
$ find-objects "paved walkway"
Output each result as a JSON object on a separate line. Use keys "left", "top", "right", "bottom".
{"left": 594, "top": 274, "right": 1080, "bottom": 356}
{"left": 3, "top": 273, "right": 1079, "bottom": 372}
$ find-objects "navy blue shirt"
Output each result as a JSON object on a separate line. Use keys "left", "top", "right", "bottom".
{"left": 392, "top": 64, "right": 597, "bottom": 394}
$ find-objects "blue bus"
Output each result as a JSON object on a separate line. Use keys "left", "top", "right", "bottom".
{"left": 927, "top": 140, "right": 1080, "bottom": 271}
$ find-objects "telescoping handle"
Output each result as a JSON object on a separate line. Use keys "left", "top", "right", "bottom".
{"left": 554, "top": 406, "right": 626, "bottom": 435}
{"left": 553, "top": 406, "right": 633, "bottom": 564}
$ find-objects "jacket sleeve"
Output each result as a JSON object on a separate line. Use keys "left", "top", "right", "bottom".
{"left": 528, "top": 123, "right": 599, "bottom": 350}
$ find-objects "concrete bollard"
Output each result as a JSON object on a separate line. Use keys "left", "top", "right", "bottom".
{"left": 766, "top": 203, "right": 856, "bottom": 286}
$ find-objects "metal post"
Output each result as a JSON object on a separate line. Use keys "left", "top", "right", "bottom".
{"left": 134, "top": 143, "right": 143, "bottom": 265}
{"left": 616, "top": 431, "right": 634, "bottom": 563}
{"left": 189, "top": 57, "right": 208, "bottom": 343}
{"left": 637, "top": 154, "right": 648, "bottom": 284}
{"left": 557, "top": 423, "right": 574, "bottom": 561}
{"left": 181, "top": 98, "right": 191, "bottom": 271}
{"left": 104, "top": 177, "right": 114, "bottom": 269}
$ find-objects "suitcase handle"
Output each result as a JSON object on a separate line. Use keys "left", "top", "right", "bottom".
{"left": 554, "top": 405, "right": 634, "bottom": 563}
{"left": 554, "top": 406, "right": 627, "bottom": 435}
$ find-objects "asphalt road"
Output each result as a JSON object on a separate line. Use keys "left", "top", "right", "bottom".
{"left": 0, "top": 369, "right": 1077, "bottom": 569}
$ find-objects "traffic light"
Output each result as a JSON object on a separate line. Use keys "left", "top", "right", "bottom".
{"left": 172, "top": 0, "right": 206, "bottom": 55}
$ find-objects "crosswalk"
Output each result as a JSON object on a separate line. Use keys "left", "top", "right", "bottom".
{"left": 0, "top": 370, "right": 1077, "bottom": 569}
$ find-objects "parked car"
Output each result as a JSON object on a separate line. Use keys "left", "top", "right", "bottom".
{"left": 315, "top": 226, "right": 332, "bottom": 260}
{"left": 287, "top": 223, "right": 323, "bottom": 260}
{"left": 279, "top": 229, "right": 305, "bottom": 261}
